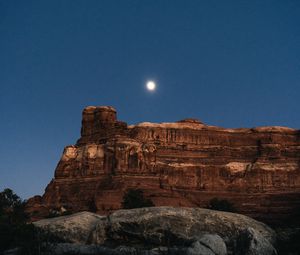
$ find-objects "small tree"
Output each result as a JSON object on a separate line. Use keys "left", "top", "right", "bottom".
{"left": 122, "top": 189, "right": 154, "bottom": 209}
{"left": 0, "top": 188, "right": 30, "bottom": 252}
{"left": 0, "top": 188, "right": 49, "bottom": 254}
{"left": 207, "top": 198, "right": 236, "bottom": 213}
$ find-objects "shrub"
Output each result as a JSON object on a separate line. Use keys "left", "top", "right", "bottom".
{"left": 0, "top": 188, "right": 56, "bottom": 254}
{"left": 207, "top": 198, "right": 236, "bottom": 213}
{"left": 88, "top": 199, "right": 97, "bottom": 213}
{"left": 122, "top": 189, "right": 154, "bottom": 209}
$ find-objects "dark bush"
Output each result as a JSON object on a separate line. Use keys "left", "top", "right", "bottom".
{"left": 0, "top": 188, "right": 56, "bottom": 254}
{"left": 122, "top": 189, "right": 154, "bottom": 209}
{"left": 88, "top": 199, "right": 97, "bottom": 213}
{"left": 207, "top": 198, "right": 236, "bottom": 212}
{"left": 276, "top": 227, "right": 300, "bottom": 255}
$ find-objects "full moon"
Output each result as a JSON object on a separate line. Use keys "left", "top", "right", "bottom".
{"left": 146, "top": 81, "right": 156, "bottom": 91}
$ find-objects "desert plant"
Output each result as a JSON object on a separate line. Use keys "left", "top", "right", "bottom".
{"left": 122, "top": 188, "right": 154, "bottom": 209}
{"left": 207, "top": 198, "right": 236, "bottom": 212}
{"left": 88, "top": 199, "right": 97, "bottom": 212}
{"left": 0, "top": 188, "right": 29, "bottom": 251}
{"left": 0, "top": 188, "right": 58, "bottom": 254}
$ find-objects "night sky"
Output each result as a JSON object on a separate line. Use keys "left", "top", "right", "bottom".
{"left": 0, "top": 1, "right": 299, "bottom": 199}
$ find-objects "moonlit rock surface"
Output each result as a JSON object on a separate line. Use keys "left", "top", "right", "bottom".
{"left": 34, "top": 212, "right": 104, "bottom": 244}
{"left": 26, "top": 106, "right": 300, "bottom": 226}
{"left": 33, "top": 207, "right": 277, "bottom": 255}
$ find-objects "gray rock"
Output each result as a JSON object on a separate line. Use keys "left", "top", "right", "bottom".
{"left": 53, "top": 245, "right": 186, "bottom": 255}
{"left": 187, "top": 241, "right": 215, "bottom": 255}
{"left": 53, "top": 243, "right": 101, "bottom": 255}
{"left": 236, "top": 227, "right": 277, "bottom": 255}
{"left": 198, "top": 234, "right": 227, "bottom": 255}
{"left": 33, "top": 207, "right": 277, "bottom": 255}
{"left": 34, "top": 211, "right": 104, "bottom": 243}
{"left": 90, "top": 207, "right": 275, "bottom": 254}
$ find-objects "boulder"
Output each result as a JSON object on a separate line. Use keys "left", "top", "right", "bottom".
{"left": 196, "top": 234, "right": 227, "bottom": 255}
{"left": 187, "top": 234, "right": 227, "bottom": 255}
{"left": 34, "top": 207, "right": 277, "bottom": 255}
{"left": 236, "top": 228, "right": 277, "bottom": 255}
{"left": 34, "top": 211, "right": 104, "bottom": 243}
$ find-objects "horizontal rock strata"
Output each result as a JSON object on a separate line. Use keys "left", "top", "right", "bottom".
{"left": 27, "top": 106, "right": 300, "bottom": 225}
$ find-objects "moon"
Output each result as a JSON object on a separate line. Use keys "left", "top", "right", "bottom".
{"left": 146, "top": 81, "right": 156, "bottom": 91}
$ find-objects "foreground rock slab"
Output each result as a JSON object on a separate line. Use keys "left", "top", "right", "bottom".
{"left": 34, "top": 207, "right": 277, "bottom": 255}
{"left": 34, "top": 211, "right": 104, "bottom": 243}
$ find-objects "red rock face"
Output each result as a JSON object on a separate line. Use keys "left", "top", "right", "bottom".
{"left": 27, "top": 106, "right": 300, "bottom": 225}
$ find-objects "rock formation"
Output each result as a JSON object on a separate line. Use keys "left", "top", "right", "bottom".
{"left": 26, "top": 106, "right": 300, "bottom": 225}
{"left": 33, "top": 207, "right": 277, "bottom": 255}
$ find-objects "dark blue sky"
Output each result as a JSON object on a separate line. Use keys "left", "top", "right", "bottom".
{"left": 0, "top": 0, "right": 299, "bottom": 199}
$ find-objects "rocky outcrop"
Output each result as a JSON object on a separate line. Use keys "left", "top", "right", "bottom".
{"left": 34, "top": 211, "right": 104, "bottom": 244}
{"left": 26, "top": 106, "right": 300, "bottom": 225}
{"left": 33, "top": 207, "right": 277, "bottom": 255}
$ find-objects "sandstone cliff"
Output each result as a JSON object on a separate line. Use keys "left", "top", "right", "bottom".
{"left": 27, "top": 106, "right": 300, "bottom": 225}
